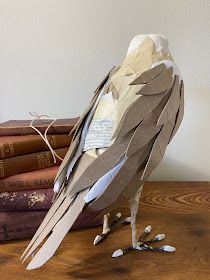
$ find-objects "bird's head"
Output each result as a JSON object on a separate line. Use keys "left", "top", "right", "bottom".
{"left": 127, "top": 34, "right": 169, "bottom": 56}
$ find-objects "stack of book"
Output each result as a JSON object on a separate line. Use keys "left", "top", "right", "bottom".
{"left": 0, "top": 118, "right": 101, "bottom": 241}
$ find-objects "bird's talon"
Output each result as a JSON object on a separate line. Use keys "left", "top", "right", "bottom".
{"left": 144, "top": 233, "right": 166, "bottom": 243}
{"left": 112, "top": 249, "right": 124, "bottom": 258}
{"left": 93, "top": 230, "right": 110, "bottom": 245}
{"left": 94, "top": 214, "right": 131, "bottom": 245}
{"left": 110, "top": 212, "right": 122, "bottom": 227}
{"left": 138, "top": 225, "right": 152, "bottom": 242}
{"left": 114, "top": 226, "right": 176, "bottom": 256}
{"left": 112, "top": 216, "right": 131, "bottom": 228}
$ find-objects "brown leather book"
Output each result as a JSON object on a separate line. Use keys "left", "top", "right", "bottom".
{"left": 0, "top": 118, "right": 79, "bottom": 136}
{"left": 0, "top": 148, "right": 68, "bottom": 179}
{"left": 0, "top": 211, "right": 102, "bottom": 241}
{"left": 0, "top": 166, "right": 58, "bottom": 192}
{"left": 0, "top": 134, "right": 72, "bottom": 159}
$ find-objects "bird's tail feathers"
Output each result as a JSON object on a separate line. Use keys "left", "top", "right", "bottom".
{"left": 23, "top": 189, "right": 88, "bottom": 270}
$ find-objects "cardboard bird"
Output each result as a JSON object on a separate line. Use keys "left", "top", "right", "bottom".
{"left": 21, "top": 34, "right": 184, "bottom": 269}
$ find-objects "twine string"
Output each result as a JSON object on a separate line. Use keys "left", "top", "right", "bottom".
{"left": 29, "top": 112, "right": 64, "bottom": 163}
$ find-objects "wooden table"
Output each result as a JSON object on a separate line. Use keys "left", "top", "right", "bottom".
{"left": 1, "top": 182, "right": 210, "bottom": 280}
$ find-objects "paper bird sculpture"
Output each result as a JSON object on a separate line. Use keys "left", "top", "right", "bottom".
{"left": 21, "top": 34, "right": 184, "bottom": 269}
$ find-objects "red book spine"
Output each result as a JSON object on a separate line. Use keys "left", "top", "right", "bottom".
{"left": 0, "top": 211, "right": 102, "bottom": 241}
{"left": 0, "top": 211, "right": 47, "bottom": 241}
{"left": 0, "top": 166, "right": 58, "bottom": 192}
{"left": 0, "top": 188, "right": 54, "bottom": 211}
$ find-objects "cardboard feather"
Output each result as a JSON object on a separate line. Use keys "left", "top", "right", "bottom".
{"left": 125, "top": 93, "right": 171, "bottom": 157}
{"left": 112, "top": 91, "right": 168, "bottom": 140}
{"left": 68, "top": 131, "right": 133, "bottom": 196}
{"left": 136, "top": 67, "right": 173, "bottom": 95}
{"left": 130, "top": 63, "right": 166, "bottom": 85}
{"left": 27, "top": 189, "right": 89, "bottom": 270}
{"left": 22, "top": 35, "right": 184, "bottom": 269}
{"left": 157, "top": 75, "right": 180, "bottom": 125}
{"left": 170, "top": 81, "right": 184, "bottom": 141}
{"left": 88, "top": 139, "right": 154, "bottom": 212}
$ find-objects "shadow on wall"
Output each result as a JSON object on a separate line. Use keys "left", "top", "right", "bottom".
{"left": 149, "top": 156, "right": 208, "bottom": 181}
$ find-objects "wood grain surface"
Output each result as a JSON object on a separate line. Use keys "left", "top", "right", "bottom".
{"left": 0, "top": 181, "right": 210, "bottom": 280}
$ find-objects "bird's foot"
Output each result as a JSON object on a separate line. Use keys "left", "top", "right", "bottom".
{"left": 93, "top": 213, "right": 131, "bottom": 245}
{"left": 112, "top": 225, "right": 176, "bottom": 257}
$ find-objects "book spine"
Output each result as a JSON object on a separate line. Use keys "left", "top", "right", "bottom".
{"left": 0, "top": 134, "right": 72, "bottom": 159}
{"left": 0, "top": 211, "right": 102, "bottom": 241}
{"left": 0, "top": 118, "right": 79, "bottom": 136}
{"left": 0, "top": 148, "right": 68, "bottom": 179}
{"left": 0, "top": 166, "right": 58, "bottom": 192}
{"left": 0, "top": 211, "right": 47, "bottom": 241}
{"left": 0, "top": 188, "right": 54, "bottom": 211}
{"left": 0, "top": 126, "right": 73, "bottom": 136}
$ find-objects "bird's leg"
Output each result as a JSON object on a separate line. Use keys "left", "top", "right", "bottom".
{"left": 93, "top": 212, "right": 132, "bottom": 245}
{"left": 129, "top": 185, "right": 143, "bottom": 248}
{"left": 112, "top": 185, "right": 176, "bottom": 257}
{"left": 112, "top": 185, "right": 143, "bottom": 257}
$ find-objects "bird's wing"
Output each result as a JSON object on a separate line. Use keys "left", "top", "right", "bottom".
{"left": 67, "top": 65, "right": 182, "bottom": 202}
{"left": 65, "top": 64, "right": 173, "bottom": 196}
{"left": 54, "top": 66, "right": 119, "bottom": 184}
{"left": 21, "top": 66, "right": 119, "bottom": 268}
{"left": 86, "top": 67, "right": 184, "bottom": 212}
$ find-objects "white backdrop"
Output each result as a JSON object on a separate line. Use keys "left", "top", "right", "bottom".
{"left": 0, "top": 0, "right": 209, "bottom": 180}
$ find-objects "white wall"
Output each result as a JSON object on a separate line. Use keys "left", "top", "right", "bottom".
{"left": 0, "top": 0, "right": 209, "bottom": 180}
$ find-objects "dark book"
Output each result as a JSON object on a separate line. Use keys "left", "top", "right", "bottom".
{"left": 0, "top": 188, "right": 54, "bottom": 211}
{"left": 0, "top": 134, "right": 72, "bottom": 159}
{"left": 0, "top": 148, "right": 68, "bottom": 179}
{"left": 0, "top": 210, "right": 102, "bottom": 241}
{"left": 0, "top": 118, "right": 79, "bottom": 136}
{"left": 0, "top": 166, "right": 58, "bottom": 192}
